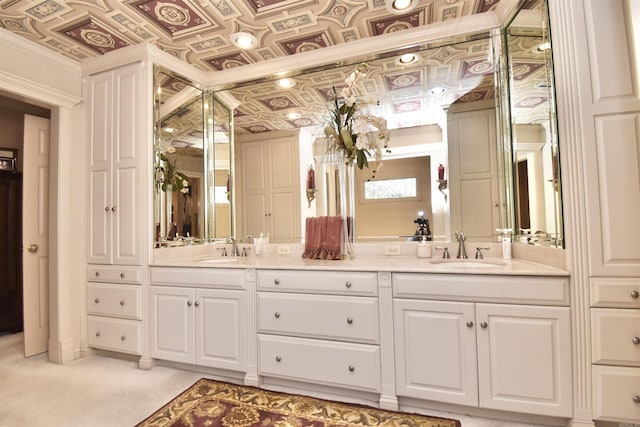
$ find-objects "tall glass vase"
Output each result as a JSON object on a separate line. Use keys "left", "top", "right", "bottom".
{"left": 338, "top": 160, "right": 356, "bottom": 259}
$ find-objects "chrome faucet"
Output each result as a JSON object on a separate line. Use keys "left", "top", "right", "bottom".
{"left": 455, "top": 231, "right": 468, "bottom": 259}
{"left": 226, "top": 236, "right": 240, "bottom": 257}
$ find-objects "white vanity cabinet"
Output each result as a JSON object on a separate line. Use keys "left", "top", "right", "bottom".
{"left": 149, "top": 267, "right": 246, "bottom": 372}
{"left": 256, "top": 269, "right": 382, "bottom": 393}
{"left": 86, "top": 61, "right": 148, "bottom": 266}
{"left": 86, "top": 265, "right": 142, "bottom": 355}
{"left": 393, "top": 273, "right": 572, "bottom": 418}
{"left": 591, "top": 278, "right": 640, "bottom": 422}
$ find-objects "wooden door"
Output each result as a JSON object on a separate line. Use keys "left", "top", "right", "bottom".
{"left": 22, "top": 114, "right": 50, "bottom": 357}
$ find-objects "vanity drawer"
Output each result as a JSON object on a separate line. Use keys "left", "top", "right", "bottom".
{"left": 150, "top": 266, "right": 245, "bottom": 289}
{"left": 257, "top": 270, "right": 378, "bottom": 296}
{"left": 591, "top": 278, "right": 640, "bottom": 308}
{"left": 88, "top": 265, "right": 141, "bottom": 284}
{"left": 87, "top": 315, "right": 141, "bottom": 355}
{"left": 593, "top": 365, "right": 640, "bottom": 422}
{"left": 87, "top": 283, "right": 141, "bottom": 320}
{"left": 258, "top": 293, "right": 379, "bottom": 344}
{"left": 591, "top": 308, "right": 640, "bottom": 366}
{"left": 258, "top": 334, "right": 381, "bottom": 393}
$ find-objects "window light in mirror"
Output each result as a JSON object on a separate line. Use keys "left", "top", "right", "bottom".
{"left": 364, "top": 178, "right": 417, "bottom": 200}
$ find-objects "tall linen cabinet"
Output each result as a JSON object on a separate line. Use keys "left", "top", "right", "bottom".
{"left": 84, "top": 60, "right": 153, "bottom": 361}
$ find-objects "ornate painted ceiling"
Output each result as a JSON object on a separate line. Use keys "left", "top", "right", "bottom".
{"left": 1, "top": 0, "right": 549, "bottom": 138}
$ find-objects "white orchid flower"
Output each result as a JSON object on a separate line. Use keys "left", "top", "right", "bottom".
{"left": 345, "top": 95, "right": 357, "bottom": 107}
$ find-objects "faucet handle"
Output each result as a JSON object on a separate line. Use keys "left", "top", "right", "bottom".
{"left": 475, "top": 247, "right": 490, "bottom": 259}
{"left": 217, "top": 247, "right": 228, "bottom": 257}
{"left": 435, "top": 246, "right": 451, "bottom": 259}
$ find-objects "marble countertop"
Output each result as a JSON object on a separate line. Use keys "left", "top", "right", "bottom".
{"left": 151, "top": 246, "right": 569, "bottom": 277}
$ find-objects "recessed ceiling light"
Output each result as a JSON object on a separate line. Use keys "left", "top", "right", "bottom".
{"left": 287, "top": 112, "right": 301, "bottom": 120}
{"left": 396, "top": 53, "right": 419, "bottom": 66}
{"left": 537, "top": 41, "right": 551, "bottom": 52}
{"left": 163, "top": 127, "right": 175, "bottom": 133}
{"left": 429, "top": 86, "right": 447, "bottom": 95}
{"left": 278, "top": 78, "right": 296, "bottom": 89}
{"left": 230, "top": 32, "right": 258, "bottom": 49}
{"left": 386, "top": 0, "right": 418, "bottom": 14}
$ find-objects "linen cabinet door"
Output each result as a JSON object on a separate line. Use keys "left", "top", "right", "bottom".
{"left": 475, "top": 304, "right": 572, "bottom": 417}
{"left": 393, "top": 299, "right": 478, "bottom": 407}
{"left": 149, "top": 286, "right": 195, "bottom": 364}
{"left": 195, "top": 288, "right": 246, "bottom": 371}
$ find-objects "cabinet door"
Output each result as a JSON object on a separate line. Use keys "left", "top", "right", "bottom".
{"left": 393, "top": 299, "right": 478, "bottom": 406}
{"left": 112, "top": 63, "right": 141, "bottom": 265}
{"left": 195, "top": 288, "right": 246, "bottom": 371}
{"left": 476, "top": 304, "right": 572, "bottom": 417}
{"left": 149, "top": 286, "right": 194, "bottom": 364}
{"left": 87, "top": 70, "right": 113, "bottom": 264}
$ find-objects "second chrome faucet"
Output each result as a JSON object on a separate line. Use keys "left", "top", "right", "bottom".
{"left": 455, "top": 231, "right": 468, "bottom": 259}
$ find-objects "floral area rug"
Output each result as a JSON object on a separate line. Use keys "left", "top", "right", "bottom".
{"left": 136, "top": 378, "right": 460, "bottom": 427}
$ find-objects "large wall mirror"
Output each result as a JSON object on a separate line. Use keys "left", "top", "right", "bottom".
{"left": 505, "top": 0, "right": 563, "bottom": 247}
{"left": 153, "top": 66, "right": 233, "bottom": 245}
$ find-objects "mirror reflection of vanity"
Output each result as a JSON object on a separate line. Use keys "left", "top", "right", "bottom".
{"left": 152, "top": 0, "right": 563, "bottom": 249}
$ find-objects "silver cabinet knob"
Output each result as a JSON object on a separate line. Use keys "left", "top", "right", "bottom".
{"left": 95, "top": 331, "right": 101, "bottom": 337}
{"left": 194, "top": 301, "right": 200, "bottom": 307}
{"left": 348, "top": 365, "right": 355, "bottom": 372}
{"left": 345, "top": 281, "right": 352, "bottom": 288}
{"left": 633, "top": 336, "right": 640, "bottom": 345}
{"left": 274, "top": 279, "right": 280, "bottom": 285}
{"left": 466, "top": 321, "right": 474, "bottom": 328}
{"left": 187, "top": 300, "right": 192, "bottom": 306}
{"left": 274, "top": 312, "right": 280, "bottom": 318}
{"left": 632, "top": 290, "right": 640, "bottom": 299}
{"left": 633, "top": 395, "right": 640, "bottom": 403}
{"left": 104, "top": 207, "right": 110, "bottom": 212}
{"left": 480, "top": 321, "right": 488, "bottom": 328}
{"left": 120, "top": 300, "right": 125, "bottom": 306}
{"left": 275, "top": 356, "right": 281, "bottom": 362}
{"left": 111, "top": 206, "right": 117, "bottom": 212}
{"left": 347, "top": 317, "right": 353, "bottom": 324}
{"left": 94, "top": 298, "right": 100, "bottom": 304}
{"left": 120, "top": 272, "right": 125, "bottom": 278}
{"left": 120, "top": 335, "right": 126, "bottom": 341}
{"left": 95, "top": 272, "right": 100, "bottom": 277}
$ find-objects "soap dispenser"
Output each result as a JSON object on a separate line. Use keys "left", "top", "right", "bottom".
{"left": 417, "top": 236, "right": 431, "bottom": 258}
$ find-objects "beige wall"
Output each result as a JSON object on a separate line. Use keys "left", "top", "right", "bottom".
{"left": 355, "top": 156, "right": 432, "bottom": 239}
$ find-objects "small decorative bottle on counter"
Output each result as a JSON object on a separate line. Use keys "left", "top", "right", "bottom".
{"left": 496, "top": 228, "right": 512, "bottom": 260}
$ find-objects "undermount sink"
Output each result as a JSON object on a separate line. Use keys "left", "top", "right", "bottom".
{"left": 194, "top": 257, "right": 241, "bottom": 264}
{"left": 429, "top": 259, "right": 506, "bottom": 268}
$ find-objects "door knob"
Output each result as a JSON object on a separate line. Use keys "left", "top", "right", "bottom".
{"left": 27, "top": 244, "right": 39, "bottom": 253}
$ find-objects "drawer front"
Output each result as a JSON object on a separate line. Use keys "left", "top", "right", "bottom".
{"left": 150, "top": 267, "right": 245, "bottom": 289}
{"left": 87, "top": 283, "right": 141, "bottom": 319}
{"left": 593, "top": 365, "right": 640, "bottom": 422}
{"left": 258, "top": 334, "right": 381, "bottom": 393}
{"left": 87, "top": 315, "right": 141, "bottom": 355}
{"left": 258, "top": 293, "right": 379, "bottom": 344}
{"left": 591, "top": 278, "right": 640, "bottom": 308}
{"left": 257, "top": 270, "right": 377, "bottom": 296}
{"left": 591, "top": 308, "right": 640, "bottom": 366}
{"left": 393, "top": 273, "right": 569, "bottom": 305}
{"left": 88, "top": 265, "right": 141, "bottom": 284}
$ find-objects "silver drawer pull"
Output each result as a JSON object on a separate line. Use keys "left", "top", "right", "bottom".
{"left": 120, "top": 335, "right": 126, "bottom": 341}
{"left": 120, "top": 300, "right": 125, "bottom": 306}
{"left": 274, "top": 279, "right": 280, "bottom": 285}
{"left": 94, "top": 298, "right": 100, "bottom": 304}
{"left": 187, "top": 301, "right": 192, "bottom": 306}
{"left": 480, "top": 321, "right": 488, "bottom": 328}
{"left": 346, "top": 317, "right": 353, "bottom": 324}
{"left": 274, "top": 312, "right": 280, "bottom": 318}
{"left": 275, "top": 356, "right": 282, "bottom": 362}
{"left": 348, "top": 365, "right": 355, "bottom": 372}
{"left": 194, "top": 301, "right": 200, "bottom": 307}
{"left": 120, "top": 272, "right": 125, "bottom": 278}
{"left": 95, "top": 331, "right": 101, "bottom": 337}
{"left": 345, "top": 281, "right": 352, "bottom": 288}
{"left": 111, "top": 206, "right": 117, "bottom": 212}
{"left": 104, "top": 207, "right": 110, "bottom": 212}
{"left": 633, "top": 336, "right": 640, "bottom": 345}
{"left": 466, "top": 321, "right": 474, "bottom": 328}
{"left": 632, "top": 290, "right": 640, "bottom": 299}
{"left": 95, "top": 272, "right": 100, "bottom": 277}
{"left": 633, "top": 395, "right": 640, "bottom": 403}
